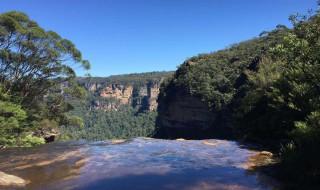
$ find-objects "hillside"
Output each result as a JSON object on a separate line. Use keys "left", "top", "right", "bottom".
{"left": 155, "top": 26, "right": 288, "bottom": 139}
{"left": 155, "top": 11, "right": 320, "bottom": 188}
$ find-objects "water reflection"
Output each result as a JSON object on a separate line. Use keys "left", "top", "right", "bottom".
{"left": 0, "top": 138, "right": 277, "bottom": 190}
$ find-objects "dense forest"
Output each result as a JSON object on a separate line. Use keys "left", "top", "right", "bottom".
{"left": 60, "top": 105, "right": 157, "bottom": 141}
{"left": 156, "top": 6, "right": 320, "bottom": 188}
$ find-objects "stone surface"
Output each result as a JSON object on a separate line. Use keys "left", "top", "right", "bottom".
{"left": 0, "top": 171, "right": 29, "bottom": 188}
{"left": 156, "top": 91, "right": 218, "bottom": 139}
{"left": 86, "top": 82, "right": 160, "bottom": 112}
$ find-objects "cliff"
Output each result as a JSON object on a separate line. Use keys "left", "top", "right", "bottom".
{"left": 77, "top": 71, "right": 173, "bottom": 112}
{"left": 156, "top": 90, "right": 216, "bottom": 139}
{"left": 155, "top": 27, "right": 288, "bottom": 139}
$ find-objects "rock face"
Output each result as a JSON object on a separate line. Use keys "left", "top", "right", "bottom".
{"left": 147, "top": 82, "right": 160, "bottom": 111}
{"left": 100, "top": 84, "right": 133, "bottom": 105}
{"left": 156, "top": 91, "right": 215, "bottom": 139}
{"left": 155, "top": 89, "right": 233, "bottom": 139}
{"left": 84, "top": 81, "right": 161, "bottom": 112}
{"left": 74, "top": 72, "right": 173, "bottom": 112}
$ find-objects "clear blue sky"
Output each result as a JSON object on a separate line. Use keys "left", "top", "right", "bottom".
{"left": 0, "top": 0, "right": 317, "bottom": 76}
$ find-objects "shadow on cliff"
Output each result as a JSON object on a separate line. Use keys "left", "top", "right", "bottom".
{"left": 153, "top": 97, "right": 235, "bottom": 140}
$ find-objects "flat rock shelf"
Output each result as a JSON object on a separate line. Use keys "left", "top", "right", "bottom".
{"left": 0, "top": 138, "right": 278, "bottom": 190}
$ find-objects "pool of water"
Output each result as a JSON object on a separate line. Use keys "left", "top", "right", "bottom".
{"left": 0, "top": 138, "right": 277, "bottom": 190}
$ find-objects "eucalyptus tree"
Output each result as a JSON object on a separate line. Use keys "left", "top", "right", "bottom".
{"left": 0, "top": 11, "right": 90, "bottom": 145}
{"left": 0, "top": 11, "right": 90, "bottom": 105}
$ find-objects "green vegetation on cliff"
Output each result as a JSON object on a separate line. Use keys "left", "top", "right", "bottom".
{"left": 78, "top": 71, "right": 173, "bottom": 87}
{"left": 156, "top": 25, "right": 288, "bottom": 139}
{"left": 157, "top": 6, "right": 320, "bottom": 188}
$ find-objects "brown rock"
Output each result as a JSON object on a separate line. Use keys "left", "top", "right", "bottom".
{"left": 0, "top": 171, "right": 29, "bottom": 187}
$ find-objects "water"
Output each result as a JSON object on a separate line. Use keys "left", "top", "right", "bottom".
{"left": 0, "top": 138, "right": 277, "bottom": 190}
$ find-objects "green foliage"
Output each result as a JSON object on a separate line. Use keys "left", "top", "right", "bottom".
{"left": 234, "top": 57, "right": 295, "bottom": 142}
{"left": 19, "top": 134, "right": 45, "bottom": 147}
{"left": 273, "top": 12, "right": 320, "bottom": 186}
{"left": 0, "top": 85, "right": 27, "bottom": 146}
{"left": 280, "top": 111, "right": 320, "bottom": 187}
{"left": 0, "top": 11, "right": 90, "bottom": 146}
{"left": 159, "top": 27, "right": 288, "bottom": 113}
{"left": 158, "top": 3, "right": 320, "bottom": 187}
{"left": 60, "top": 105, "right": 157, "bottom": 141}
{"left": 77, "top": 71, "right": 173, "bottom": 89}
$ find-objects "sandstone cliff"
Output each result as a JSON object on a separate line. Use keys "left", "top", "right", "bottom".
{"left": 91, "top": 82, "right": 159, "bottom": 111}
{"left": 156, "top": 90, "right": 216, "bottom": 139}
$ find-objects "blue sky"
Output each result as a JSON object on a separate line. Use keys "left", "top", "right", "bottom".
{"left": 0, "top": 0, "right": 317, "bottom": 76}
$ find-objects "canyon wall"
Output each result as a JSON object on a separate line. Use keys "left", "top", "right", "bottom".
{"left": 82, "top": 80, "right": 161, "bottom": 112}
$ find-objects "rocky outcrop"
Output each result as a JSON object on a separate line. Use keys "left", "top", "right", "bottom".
{"left": 147, "top": 82, "right": 160, "bottom": 111}
{"left": 155, "top": 89, "right": 233, "bottom": 139}
{"left": 100, "top": 85, "right": 133, "bottom": 105}
{"left": 83, "top": 81, "right": 161, "bottom": 112}
{"left": 156, "top": 90, "right": 215, "bottom": 139}
{"left": 75, "top": 72, "right": 173, "bottom": 112}
{"left": 33, "top": 127, "right": 59, "bottom": 143}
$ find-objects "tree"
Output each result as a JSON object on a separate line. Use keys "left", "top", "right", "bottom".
{"left": 0, "top": 11, "right": 90, "bottom": 146}
{"left": 0, "top": 11, "right": 90, "bottom": 106}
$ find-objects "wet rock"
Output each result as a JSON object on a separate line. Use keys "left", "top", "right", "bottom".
{"left": 239, "top": 151, "right": 276, "bottom": 170}
{"left": 0, "top": 171, "right": 29, "bottom": 187}
{"left": 111, "top": 139, "right": 127, "bottom": 144}
{"left": 261, "top": 151, "right": 273, "bottom": 157}
{"left": 203, "top": 140, "right": 224, "bottom": 146}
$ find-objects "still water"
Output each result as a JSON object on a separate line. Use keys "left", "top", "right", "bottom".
{"left": 0, "top": 138, "right": 277, "bottom": 190}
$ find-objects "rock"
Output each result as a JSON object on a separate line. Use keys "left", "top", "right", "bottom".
{"left": 203, "top": 140, "right": 223, "bottom": 146}
{"left": 33, "top": 128, "right": 59, "bottom": 143}
{"left": 156, "top": 92, "right": 221, "bottom": 139}
{"left": 44, "top": 134, "right": 56, "bottom": 143}
{"left": 95, "top": 82, "right": 160, "bottom": 112}
{"left": 147, "top": 82, "right": 160, "bottom": 111}
{"left": 260, "top": 151, "right": 273, "bottom": 157}
{"left": 142, "top": 137, "right": 153, "bottom": 140}
{"left": 111, "top": 139, "right": 127, "bottom": 144}
{"left": 238, "top": 151, "right": 276, "bottom": 170}
{"left": 0, "top": 171, "right": 29, "bottom": 187}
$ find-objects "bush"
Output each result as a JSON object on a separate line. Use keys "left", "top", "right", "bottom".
{"left": 19, "top": 135, "right": 45, "bottom": 147}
